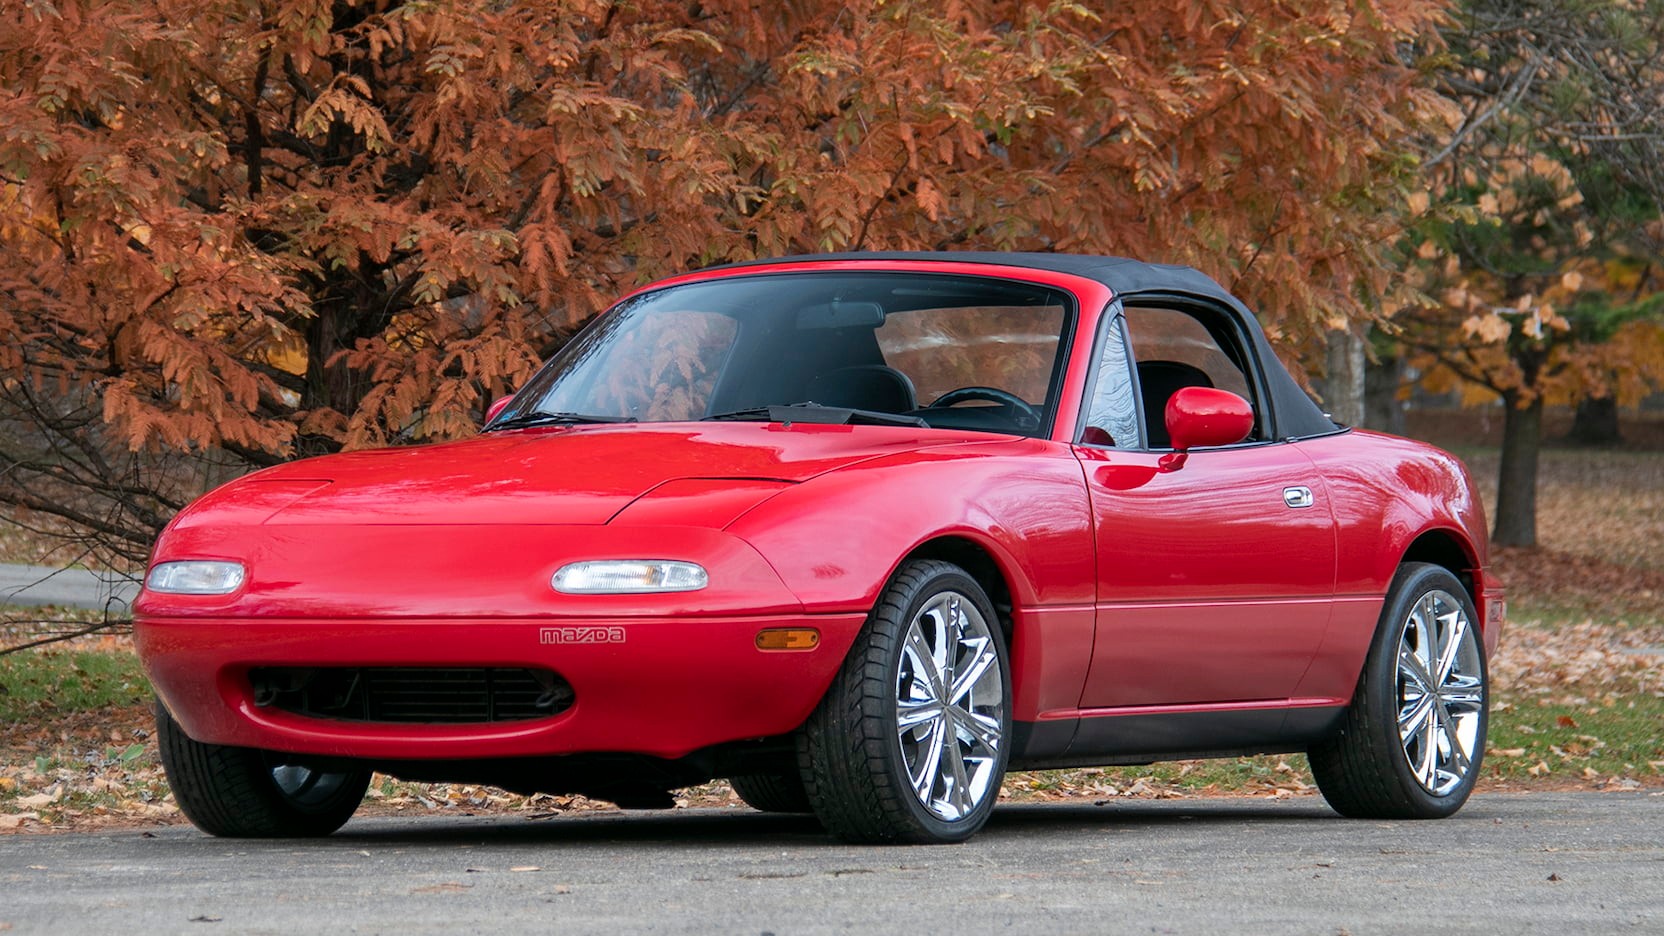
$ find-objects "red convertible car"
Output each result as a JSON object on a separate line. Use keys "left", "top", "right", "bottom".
{"left": 136, "top": 253, "right": 1504, "bottom": 843}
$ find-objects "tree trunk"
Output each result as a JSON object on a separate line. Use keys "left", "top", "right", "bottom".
{"left": 1568, "top": 395, "right": 1621, "bottom": 446}
{"left": 1492, "top": 392, "right": 1542, "bottom": 547}
{"left": 1363, "top": 351, "right": 1406, "bottom": 435}
{"left": 1323, "top": 328, "right": 1367, "bottom": 427}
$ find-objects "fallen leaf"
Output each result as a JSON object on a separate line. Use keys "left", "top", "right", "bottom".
{"left": 16, "top": 790, "right": 61, "bottom": 809}
{"left": 1547, "top": 873, "right": 1562, "bottom": 882}
{"left": 1556, "top": 715, "right": 1580, "bottom": 729}
{"left": 0, "top": 814, "right": 37, "bottom": 830}
{"left": 510, "top": 866, "right": 541, "bottom": 873}
{"left": 410, "top": 883, "right": 471, "bottom": 895}
{"left": 188, "top": 916, "right": 222, "bottom": 923}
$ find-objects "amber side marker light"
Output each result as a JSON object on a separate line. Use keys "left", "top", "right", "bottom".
{"left": 756, "top": 629, "right": 820, "bottom": 651}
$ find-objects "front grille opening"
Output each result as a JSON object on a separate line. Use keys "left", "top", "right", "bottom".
{"left": 249, "top": 667, "right": 575, "bottom": 724}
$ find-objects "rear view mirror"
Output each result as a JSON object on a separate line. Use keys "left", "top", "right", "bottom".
{"left": 1161, "top": 387, "right": 1253, "bottom": 469}
{"left": 795, "top": 300, "right": 886, "bottom": 330}
{"left": 484, "top": 394, "right": 515, "bottom": 426}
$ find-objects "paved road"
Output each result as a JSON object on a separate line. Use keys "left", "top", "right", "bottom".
{"left": 2, "top": 792, "right": 1660, "bottom": 934}
{"left": 0, "top": 562, "right": 138, "bottom": 613}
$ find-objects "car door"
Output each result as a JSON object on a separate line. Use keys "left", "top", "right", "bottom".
{"left": 1072, "top": 302, "right": 1337, "bottom": 709}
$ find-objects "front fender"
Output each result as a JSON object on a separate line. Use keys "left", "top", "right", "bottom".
{"left": 724, "top": 438, "right": 1096, "bottom": 613}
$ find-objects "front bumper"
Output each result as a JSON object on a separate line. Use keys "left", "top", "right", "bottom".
{"left": 136, "top": 611, "right": 866, "bottom": 762}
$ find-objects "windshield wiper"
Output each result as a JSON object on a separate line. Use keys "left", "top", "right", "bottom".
{"left": 488, "top": 411, "right": 637, "bottom": 431}
{"left": 702, "top": 403, "right": 927, "bottom": 428}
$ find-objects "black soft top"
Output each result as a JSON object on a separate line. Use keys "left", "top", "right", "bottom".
{"left": 709, "top": 252, "right": 1340, "bottom": 440}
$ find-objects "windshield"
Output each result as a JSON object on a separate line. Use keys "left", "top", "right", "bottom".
{"left": 495, "top": 272, "right": 1075, "bottom": 437}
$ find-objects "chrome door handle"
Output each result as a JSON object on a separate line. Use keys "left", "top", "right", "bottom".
{"left": 1283, "top": 486, "right": 1314, "bottom": 509}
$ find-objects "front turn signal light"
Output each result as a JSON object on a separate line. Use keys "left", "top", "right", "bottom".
{"left": 552, "top": 560, "right": 708, "bottom": 594}
{"left": 145, "top": 560, "right": 247, "bottom": 595}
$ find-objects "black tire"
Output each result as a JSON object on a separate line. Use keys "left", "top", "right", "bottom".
{"left": 155, "top": 699, "right": 370, "bottom": 838}
{"left": 1310, "top": 562, "right": 1489, "bottom": 819}
{"left": 728, "top": 772, "right": 813, "bottom": 814}
{"left": 798, "top": 559, "right": 1011, "bottom": 844}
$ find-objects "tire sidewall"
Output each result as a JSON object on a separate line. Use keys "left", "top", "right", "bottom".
{"left": 1366, "top": 563, "right": 1489, "bottom": 818}
{"left": 877, "top": 565, "right": 1012, "bottom": 843}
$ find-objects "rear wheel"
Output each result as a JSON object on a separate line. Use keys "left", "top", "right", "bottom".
{"left": 728, "top": 772, "right": 813, "bottom": 814}
{"left": 799, "top": 559, "right": 1011, "bottom": 844}
{"left": 1310, "top": 563, "right": 1488, "bottom": 819}
{"left": 156, "top": 699, "right": 370, "bottom": 837}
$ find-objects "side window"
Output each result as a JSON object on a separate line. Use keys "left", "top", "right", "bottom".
{"left": 1080, "top": 310, "right": 1141, "bottom": 449}
{"left": 1123, "top": 305, "right": 1259, "bottom": 448}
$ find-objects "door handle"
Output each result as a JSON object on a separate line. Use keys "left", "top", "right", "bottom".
{"left": 1283, "top": 486, "right": 1314, "bottom": 509}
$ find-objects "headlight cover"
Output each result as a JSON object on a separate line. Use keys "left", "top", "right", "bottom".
{"left": 145, "top": 560, "right": 247, "bottom": 595}
{"left": 551, "top": 560, "right": 708, "bottom": 594}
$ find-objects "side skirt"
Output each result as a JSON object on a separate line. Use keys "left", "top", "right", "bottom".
{"left": 1010, "top": 704, "right": 1344, "bottom": 771}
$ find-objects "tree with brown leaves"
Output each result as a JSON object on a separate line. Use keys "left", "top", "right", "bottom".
{"left": 1, "top": 0, "right": 1447, "bottom": 565}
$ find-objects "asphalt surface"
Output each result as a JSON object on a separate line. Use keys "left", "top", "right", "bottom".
{"left": 2, "top": 792, "right": 1660, "bottom": 934}
{"left": 0, "top": 562, "right": 139, "bottom": 613}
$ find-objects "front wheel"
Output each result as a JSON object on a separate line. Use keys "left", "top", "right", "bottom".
{"left": 798, "top": 559, "right": 1011, "bottom": 844}
{"left": 156, "top": 699, "right": 370, "bottom": 837}
{"left": 1310, "top": 563, "right": 1488, "bottom": 819}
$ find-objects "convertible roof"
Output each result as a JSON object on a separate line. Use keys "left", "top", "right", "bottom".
{"left": 707, "top": 252, "right": 1340, "bottom": 439}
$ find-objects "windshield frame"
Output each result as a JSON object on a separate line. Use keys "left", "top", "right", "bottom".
{"left": 493, "top": 270, "right": 1080, "bottom": 439}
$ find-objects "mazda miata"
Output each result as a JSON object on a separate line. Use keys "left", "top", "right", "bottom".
{"left": 135, "top": 253, "right": 1504, "bottom": 843}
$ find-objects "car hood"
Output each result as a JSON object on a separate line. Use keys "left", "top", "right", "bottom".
{"left": 192, "top": 422, "right": 998, "bottom": 528}
{"left": 142, "top": 423, "right": 1005, "bottom": 618}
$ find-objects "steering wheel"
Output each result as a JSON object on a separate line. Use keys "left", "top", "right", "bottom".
{"left": 927, "top": 386, "right": 1042, "bottom": 429}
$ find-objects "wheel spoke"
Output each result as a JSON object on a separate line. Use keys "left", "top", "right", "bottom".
{"left": 1435, "top": 610, "right": 1468, "bottom": 686}
{"left": 908, "top": 716, "right": 945, "bottom": 801}
{"left": 955, "top": 708, "right": 1002, "bottom": 758}
{"left": 1398, "top": 645, "right": 1434, "bottom": 693}
{"left": 1398, "top": 690, "right": 1435, "bottom": 734}
{"left": 897, "top": 698, "right": 941, "bottom": 732}
{"left": 1434, "top": 700, "right": 1472, "bottom": 774}
{"left": 904, "top": 625, "right": 947, "bottom": 700}
{"left": 1416, "top": 709, "right": 1440, "bottom": 787}
{"left": 1440, "top": 675, "right": 1485, "bottom": 714}
{"left": 943, "top": 726, "right": 971, "bottom": 817}
{"left": 949, "top": 638, "right": 996, "bottom": 707}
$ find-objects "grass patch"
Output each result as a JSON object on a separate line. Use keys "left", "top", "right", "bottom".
{"left": 1485, "top": 695, "right": 1664, "bottom": 785}
{"left": 0, "top": 649, "right": 150, "bottom": 725}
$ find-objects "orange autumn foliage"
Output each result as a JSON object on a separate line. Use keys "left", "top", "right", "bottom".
{"left": 1, "top": 0, "right": 1448, "bottom": 472}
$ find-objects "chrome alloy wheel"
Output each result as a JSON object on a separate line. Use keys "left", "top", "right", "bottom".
{"left": 895, "top": 590, "right": 1005, "bottom": 821}
{"left": 1395, "top": 589, "right": 1485, "bottom": 796}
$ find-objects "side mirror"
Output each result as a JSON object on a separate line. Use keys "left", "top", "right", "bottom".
{"left": 1161, "top": 387, "right": 1253, "bottom": 469}
{"left": 484, "top": 394, "right": 515, "bottom": 426}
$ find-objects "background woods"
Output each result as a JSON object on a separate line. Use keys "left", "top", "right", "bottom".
{"left": 0, "top": 0, "right": 1447, "bottom": 562}
{"left": 1394, "top": 0, "right": 1664, "bottom": 547}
